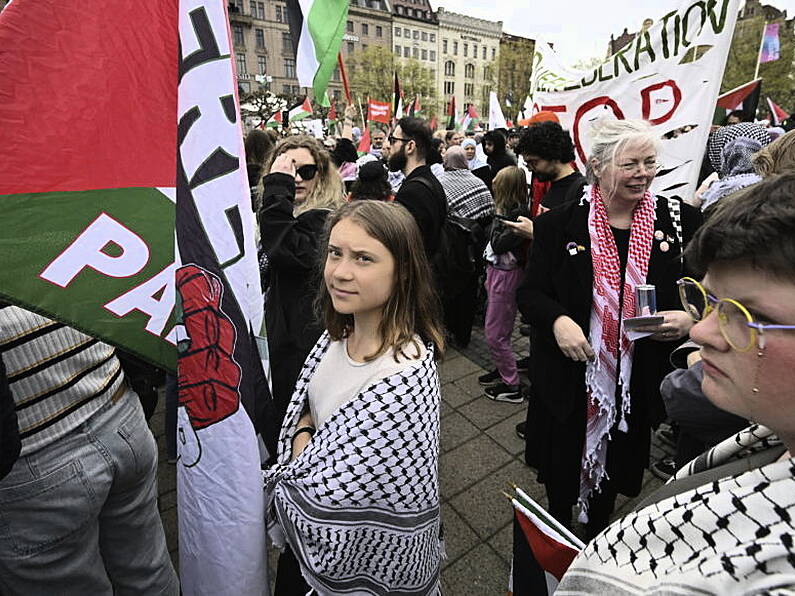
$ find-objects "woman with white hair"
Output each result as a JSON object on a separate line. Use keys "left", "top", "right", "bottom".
{"left": 517, "top": 119, "right": 702, "bottom": 537}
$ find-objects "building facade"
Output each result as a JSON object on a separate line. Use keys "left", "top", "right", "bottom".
{"left": 436, "top": 8, "right": 502, "bottom": 117}
{"left": 391, "top": 0, "right": 440, "bottom": 91}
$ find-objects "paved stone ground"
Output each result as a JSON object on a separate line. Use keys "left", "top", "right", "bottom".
{"left": 149, "top": 317, "right": 673, "bottom": 592}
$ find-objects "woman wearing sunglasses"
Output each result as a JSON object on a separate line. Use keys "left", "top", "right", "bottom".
{"left": 517, "top": 119, "right": 702, "bottom": 538}
{"left": 258, "top": 136, "right": 344, "bottom": 443}
{"left": 559, "top": 173, "right": 795, "bottom": 593}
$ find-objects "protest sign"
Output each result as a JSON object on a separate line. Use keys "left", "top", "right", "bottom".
{"left": 530, "top": 0, "right": 740, "bottom": 201}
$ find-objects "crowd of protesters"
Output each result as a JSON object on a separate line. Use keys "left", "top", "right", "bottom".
{"left": 2, "top": 91, "right": 795, "bottom": 594}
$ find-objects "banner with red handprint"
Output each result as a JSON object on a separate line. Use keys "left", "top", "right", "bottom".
{"left": 174, "top": 1, "right": 269, "bottom": 593}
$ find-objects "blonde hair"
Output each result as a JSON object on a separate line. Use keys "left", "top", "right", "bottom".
{"left": 492, "top": 166, "right": 527, "bottom": 215}
{"left": 586, "top": 119, "right": 660, "bottom": 200}
{"left": 753, "top": 129, "right": 795, "bottom": 177}
{"left": 261, "top": 135, "right": 344, "bottom": 215}
{"left": 316, "top": 200, "right": 445, "bottom": 362}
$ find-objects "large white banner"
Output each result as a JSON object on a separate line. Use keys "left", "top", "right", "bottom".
{"left": 530, "top": 0, "right": 740, "bottom": 201}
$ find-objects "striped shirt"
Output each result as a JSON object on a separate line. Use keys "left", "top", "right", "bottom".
{"left": 439, "top": 169, "right": 495, "bottom": 221}
{"left": 0, "top": 305, "right": 124, "bottom": 456}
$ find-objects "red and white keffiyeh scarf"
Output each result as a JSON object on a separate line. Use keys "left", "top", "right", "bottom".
{"left": 578, "top": 184, "right": 656, "bottom": 523}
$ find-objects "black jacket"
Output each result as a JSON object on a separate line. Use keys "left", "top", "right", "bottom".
{"left": 1, "top": 355, "right": 20, "bottom": 480}
{"left": 259, "top": 173, "right": 328, "bottom": 426}
{"left": 395, "top": 165, "right": 447, "bottom": 257}
{"left": 517, "top": 196, "right": 701, "bottom": 500}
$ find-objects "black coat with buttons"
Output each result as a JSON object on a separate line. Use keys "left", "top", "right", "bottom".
{"left": 516, "top": 195, "right": 702, "bottom": 503}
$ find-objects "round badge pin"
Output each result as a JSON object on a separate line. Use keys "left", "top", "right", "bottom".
{"left": 654, "top": 230, "right": 664, "bottom": 240}
{"left": 660, "top": 241, "right": 670, "bottom": 252}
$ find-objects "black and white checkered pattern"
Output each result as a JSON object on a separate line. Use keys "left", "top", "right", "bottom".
{"left": 439, "top": 170, "right": 495, "bottom": 221}
{"left": 666, "top": 196, "right": 683, "bottom": 253}
{"left": 558, "top": 425, "right": 795, "bottom": 594}
{"left": 264, "top": 333, "right": 442, "bottom": 595}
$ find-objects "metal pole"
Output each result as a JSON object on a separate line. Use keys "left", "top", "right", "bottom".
{"left": 754, "top": 21, "right": 767, "bottom": 81}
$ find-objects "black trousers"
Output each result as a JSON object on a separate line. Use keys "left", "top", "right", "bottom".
{"left": 274, "top": 545, "right": 310, "bottom": 596}
{"left": 547, "top": 477, "right": 619, "bottom": 542}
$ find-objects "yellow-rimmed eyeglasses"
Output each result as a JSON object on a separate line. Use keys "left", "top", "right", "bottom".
{"left": 677, "top": 277, "right": 795, "bottom": 351}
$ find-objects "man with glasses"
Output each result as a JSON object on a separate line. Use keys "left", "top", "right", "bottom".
{"left": 389, "top": 117, "right": 447, "bottom": 258}
{"left": 559, "top": 173, "right": 795, "bottom": 594}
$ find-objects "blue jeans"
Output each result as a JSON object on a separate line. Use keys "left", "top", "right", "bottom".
{"left": 0, "top": 388, "right": 178, "bottom": 595}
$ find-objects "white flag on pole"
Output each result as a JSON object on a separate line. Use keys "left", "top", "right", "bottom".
{"left": 489, "top": 91, "right": 507, "bottom": 130}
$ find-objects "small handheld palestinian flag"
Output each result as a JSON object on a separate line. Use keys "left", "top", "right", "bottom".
{"left": 393, "top": 71, "right": 404, "bottom": 121}
{"left": 446, "top": 96, "right": 457, "bottom": 130}
{"left": 506, "top": 484, "right": 584, "bottom": 595}
{"left": 289, "top": 96, "right": 313, "bottom": 122}
{"left": 357, "top": 127, "right": 372, "bottom": 156}
{"left": 266, "top": 110, "right": 284, "bottom": 129}
{"left": 460, "top": 103, "right": 479, "bottom": 131}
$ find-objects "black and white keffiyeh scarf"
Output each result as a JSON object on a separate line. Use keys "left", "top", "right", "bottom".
{"left": 264, "top": 332, "right": 442, "bottom": 595}
{"left": 558, "top": 424, "right": 795, "bottom": 595}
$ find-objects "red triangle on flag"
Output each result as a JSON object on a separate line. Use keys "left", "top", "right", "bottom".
{"left": 717, "top": 79, "right": 761, "bottom": 110}
{"left": 767, "top": 97, "right": 788, "bottom": 125}
{"left": 514, "top": 509, "right": 579, "bottom": 582}
{"left": 357, "top": 127, "right": 371, "bottom": 154}
{"left": 301, "top": 97, "right": 313, "bottom": 114}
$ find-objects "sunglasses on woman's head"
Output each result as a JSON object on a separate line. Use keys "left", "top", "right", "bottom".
{"left": 295, "top": 164, "right": 318, "bottom": 181}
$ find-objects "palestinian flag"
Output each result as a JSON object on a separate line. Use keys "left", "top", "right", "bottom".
{"left": 289, "top": 96, "right": 313, "bottom": 121}
{"left": 393, "top": 71, "right": 404, "bottom": 120}
{"left": 446, "top": 96, "right": 457, "bottom": 130}
{"left": 357, "top": 127, "right": 372, "bottom": 156}
{"left": 460, "top": 103, "right": 479, "bottom": 131}
{"left": 508, "top": 485, "right": 584, "bottom": 595}
{"left": 285, "top": 0, "right": 349, "bottom": 101}
{"left": 429, "top": 116, "right": 438, "bottom": 131}
{"left": 327, "top": 99, "right": 339, "bottom": 127}
{"left": 409, "top": 96, "right": 422, "bottom": 118}
{"left": 715, "top": 79, "right": 761, "bottom": 123}
{"left": 2, "top": 1, "right": 269, "bottom": 593}
{"left": 266, "top": 110, "right": 284, "bottom": 128}
{"left": 767, "top": 96, "right": 789, "bottom": 126}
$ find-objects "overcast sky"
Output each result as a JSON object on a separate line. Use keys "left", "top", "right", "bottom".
{"left": 432, "top": 0, "right": 795, "bottom": 65}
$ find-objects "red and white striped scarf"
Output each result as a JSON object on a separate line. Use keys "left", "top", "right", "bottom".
{"left": 578, "top": 184, "right": 656, "bottom": 523}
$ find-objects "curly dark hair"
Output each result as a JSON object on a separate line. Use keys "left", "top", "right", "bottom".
{"left": 515, "top": 121, "right": 575, "bottom": 163}
{"left": 349, "top": 161, "right": 393, "bottom": 201}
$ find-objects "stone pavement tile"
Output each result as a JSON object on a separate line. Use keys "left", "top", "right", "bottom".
{"left": 440, "top": 503, "right": 480, "bottom": 568}
{"left": 441, "top": 412, "right": 481, "bottom": 454}
{"left": 487, "top": 522, "right": 514, "bottom": 565}
{"left": 157, "top": 461, "right": 176, "bottom": 495}
{"left": 440, "top": 434, "right": 513, "bottom": 499}
{"left": 442, "top": 375, "right": 480, "bottom": 409}
{"left": 441, "top": 544, "right": 509, "bottom": 595}
{"left": 485, "top": 409, "right": 528, "bottom": 456}
{"left": 448, "top": 460, "right": 544, "bottom": 540}
{"left": 458, "top": 394, "right": 524, "bottom": 431}
{"left": 444, "top": 347, "right": 464, "bottom": 362}
{"left": 439, "top": 355, "right": 484, "bottom": 385}
{"left": 440, "top": 400, "right": 453, "bottom": 419}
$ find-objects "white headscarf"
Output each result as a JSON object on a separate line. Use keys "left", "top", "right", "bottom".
{"left": 461, "top": 138, "right": 487, "bottom": 170}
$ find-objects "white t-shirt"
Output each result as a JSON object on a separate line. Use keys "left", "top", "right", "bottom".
{"left": 308, "top": 337, "right": 427, "bottom": 428}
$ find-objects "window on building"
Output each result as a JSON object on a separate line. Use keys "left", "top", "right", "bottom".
{"left": 347, "top": 20, "right": 354, "bottom": 33}
{"left": 395, "top": 27, "right": 401, "bottom": 37}
{"left": 403, "top": 28, "right": 409, "bottom": 37}
{"left": 275, "top": 4, "right": 284, "bottom": 22}
{"left": 413, "top": 30, "right": 419, "bottom": 40}
{"left": 429, "top": 50, "right": 435, "bottom": 61}
{"left": 332, "top": 67, "right": 341, "bottom": 81}
{"left": 255, "top": 28, "right": 265, "bottom": 48}
{"left": 430, "top": 33, "right": 436, "bottom": 42}
{"left": 236, "top": 53, "right": 247, "bottom": 74}
{"left": 229, "top": 0, "right": 242, "bottom": 13}
{"left": 395, "top": 45, "right": 401, "bottom": 56}
{"left": 333, "top": 89, "right": 341, "bottom": 100}
{"left": 282, "top": 32, "right": 292, "bottom": 52}
{"left": 249, "top": 1, "right": 256, "bottom": 16}
{"left": 396, "top": 5, "right": 402, "bottom": 14}
{"left": 464, "top": 83, "right": 473, "bottom": 96}
{"left": 491, "top": 47, "right": 496, "bottom": 60}
{"left": 404, "top": 45, "right": 410, "bottom": 56}
{"left": 444, "top": 60, "right": 455, "bottom": 76}
{"left": 362, "top": 43, "right": 368, "bottom": 51}
{"left": 430, "top": 68, "right": 435, "bottom": 79}
{"left": 421, "top": 31, "right": 427, "bottom": 41}
{"left": 453, "top": 41, "right": 458, "bottom": 55}
{"left": 376, "top": 25, "right": 383, "bottom": 37}
{"left": 282, "top": 84, "right": 291, "bottom": 95}
{"left": 233, "top": 24, "right": 245, "bottom": 46}
{"left": 464, "top": 43, "right": 468, "bottom": 57}
{"left": 361, "top": 23, "right": 369, "bottom": 35}
{"left": 482, "top": 46, "right": 486, "bottom": 59}
{"left": 444, "top": 80, "right": 455, "bottom": 94}
{"left": 412, "top": 47, "right": 418, "bottom": 59}
{"left": 465, "top": 63, "right": 475, "bottom": 78}
{"left": 443, "top": 39, "right": 448, "bottom": 53}
{"left": 239, "top": 81, "right": 251, "bottom": 94}
{"left": 347, "top": 41, "right": 355, "bottom": 53}
{"left": 257, "top": 1, "right": 265, "bottom": 18}
{"left": 257, "top": 55, "right": 267, "bottom": 74}
{"left": 483, "top": 65, "right": 492, "bottom": 79}
{"left": 284, "top": 57, "right": 296, "bottom": 77}
{"left": 473, "top": 44, "right": 477, "bottom": 59}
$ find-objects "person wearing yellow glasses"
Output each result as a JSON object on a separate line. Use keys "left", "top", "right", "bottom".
{"left": 559, "top": 173, "right": 795, "bottom": 594}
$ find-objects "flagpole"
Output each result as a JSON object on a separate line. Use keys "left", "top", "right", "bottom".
{"left": 337, "top": 53, "right": 352, "bottom": 104}
{"left": 754, "top": 21, "right": 767, "bottom": 81}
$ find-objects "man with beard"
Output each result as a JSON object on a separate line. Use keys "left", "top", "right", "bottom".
{"left": 389, "top": 117, "right": 447, "bottom": 257}
{"left": 370, "top": 127, "right": 386, "bottom": 158}
{"left": 515, "top": 121, "right": 585, "bottom": 211}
